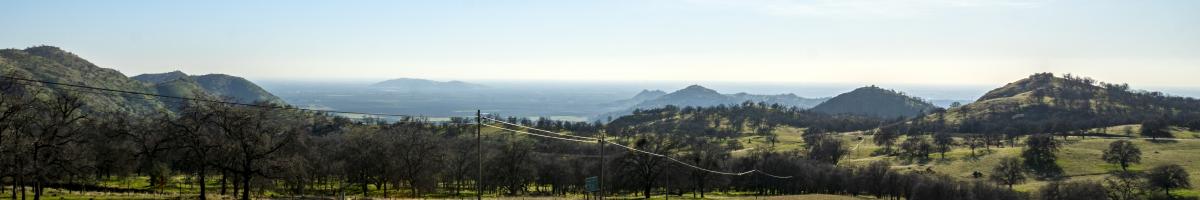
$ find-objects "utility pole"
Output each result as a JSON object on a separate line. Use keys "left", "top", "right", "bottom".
{"left": 476, "top": 110, "right": 482, "bottom": 200}
{"left": 599, "top": 131, "right": 606, "bottom": 200}
{"left": 665, "top": 173, "right": 670, "bottom": 200}
{"left": 754, "top": 173, "right": 761, "bottom": 200}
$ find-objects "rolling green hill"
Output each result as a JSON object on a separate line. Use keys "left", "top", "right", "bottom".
{"left": 133, "top": 72, "right": 284, "bottom": 104}
{"left": 0, "top": 46, "right": 284, "bottom": 115}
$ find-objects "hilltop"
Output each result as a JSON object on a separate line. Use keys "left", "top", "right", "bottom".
{"left": 810, "top": 86, "right": 938, "bottom": 119}
{"left": 634, "top": 85, "right": 738, "bottom": 108}
{"left": 919, "top": 73, "right": 1200, "bottom": 133}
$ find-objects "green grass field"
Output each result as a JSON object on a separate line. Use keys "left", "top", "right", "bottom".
{"left": 811, "top": 125, "right": 1200, "bottom": 197}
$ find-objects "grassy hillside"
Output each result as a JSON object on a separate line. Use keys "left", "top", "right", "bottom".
{"left": 921, "top": 73, "right": 1200, "bottom": 134}
{"left": 822, "top": 126, "right": 1200, "bottom": 197}
{"left": 191, "top": 74, "right": 284, "bottom": 104}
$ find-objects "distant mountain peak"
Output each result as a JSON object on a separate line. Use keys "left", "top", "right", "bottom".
{"left": 811, "top": 86, "right": 937, "bottom": 118}
{"left": 673, "top": 85, "right": 720, "bottom": 95}
{"left": 681, "top": 84, "right": 711, "bottom": 90}
{"left": 632, "top": 89, "right": 667, "bottom": 100}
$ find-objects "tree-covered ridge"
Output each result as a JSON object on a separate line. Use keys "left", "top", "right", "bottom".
{"left": 0, "top": 46, "right": 169, "bottom": 114}
{"left": 0, "top": 46, "right": 285, "bottom": 115}
{"left": 919, "top": 72, "right": 1200, "bottom": 134}
{"left": 810, "top": 86, "right": 938, "bottom": 119}
{"left": 132, "top": 71, "right": 284, "bottom": 105}
{"left": 606, "top": 101, "right": 888, "bottom": 137}
{"left": 629, "top": 85, "right": 828, "bottom": 110}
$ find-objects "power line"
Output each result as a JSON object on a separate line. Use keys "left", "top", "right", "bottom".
{"left": 479, "top": 121, "right": 792, "bottom": 179}
{"left": 604, "top": 141, "right": 794, "bottom": 178}
{"left": 605, "top": 141, "right": 753, "bottom": 175}
{"left": 472, "top": 123, "right": 595, "bottom": 143}
{"left": 481, "top": 117, "right": 598, "bottom": 140}
{"left": 755, "top": 170, "right": 793, "bottom": 179}
{"left": 0, "top": 75, "right": 418, "bottom": 118}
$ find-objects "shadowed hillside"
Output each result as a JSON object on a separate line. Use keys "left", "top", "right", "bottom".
{"left": 810, "top": 86, "right": 938, "bottom": 119}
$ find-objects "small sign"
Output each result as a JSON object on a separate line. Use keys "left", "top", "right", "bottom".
{"left": 585, "top": 176, "right": 599, "bottom": 192}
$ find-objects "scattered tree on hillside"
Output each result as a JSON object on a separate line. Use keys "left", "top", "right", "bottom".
{"left": 991, "top": 157, "right": 1026, "bottom": 190}
{"left": 1103, "top": 172, "right": 1145, "bottom": 200}
{"left": 964, "top": 134, "right": 986, "bottom": 157}
{"left": 898, "top": 136, "right": 933, "bottom": 163}
{"left": 1101, "top": 140, "right": 1141, "bottom": 172}
{"left": 1022, "top": 134, "right": 1062, "bottom": 178}
{"left": 932, "top": 132, "right": 953, "bottom": 159}
{"left": 873, "top": 130, "right": 899, "bottom": 155}
{"left": 1141, "top": 120, "right": 1171, "bottom": 140}
{"left": 1146, "top": 164, "right": 1191, "bottom": 199}
{"left": 806, "top": 135, "right": 849, "bottom": 164}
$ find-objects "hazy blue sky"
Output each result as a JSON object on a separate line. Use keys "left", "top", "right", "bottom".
{"left": 3, "top": 0, "right": 1198, "bottom": 86}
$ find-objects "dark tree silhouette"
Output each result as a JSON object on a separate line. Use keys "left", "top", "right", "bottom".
{"left": 806, "top": 135, "right": 848, "bottom": 164}
{"left": 932, "top": 132, "right": 953, "bottom": 159}
{"left": 1146, "top": 164, "right": 1190, "bottom": 199}
{"left": 1141, "top": 120, "right": 1171, "bottom": 140}
{"left": 1022, "top": 134, "right": 1062, "bottom": 177}
{"left": 991, "top": 157, "right": 1026, "bottom": 190}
